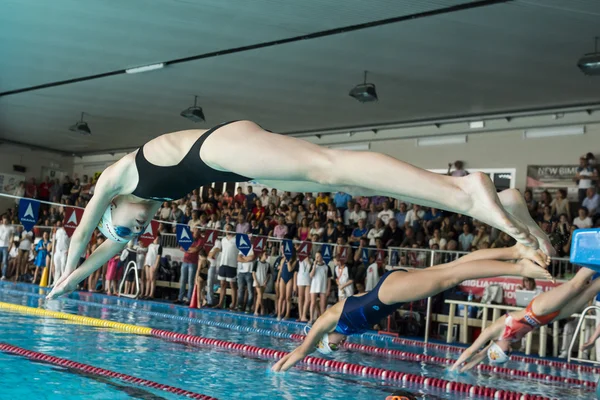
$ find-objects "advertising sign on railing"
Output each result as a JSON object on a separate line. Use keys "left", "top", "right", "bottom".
{"left": 458, "top": 277, "right": 561, "bottom": 305}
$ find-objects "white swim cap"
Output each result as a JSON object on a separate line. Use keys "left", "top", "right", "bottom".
{"left": 487, "top": 342, "right": 509, "bottom": 365}
{"left": 304, "top": 325, "right": 335, "bottom": 356}
{"left": 97, "top": 204, "right": 134, "bottom": 244}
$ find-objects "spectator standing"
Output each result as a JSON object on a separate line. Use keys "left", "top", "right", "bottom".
{"left": 206, "top": 239, "right": 222, "bottom": 307}
{"left": 25, "top": 178, "right": 37, "bottom": 199}
{"left": 0, "top": 215, "right": 14, "bottom": 280}
{"left": 246, "top": 186, "right": 258, "bottom": 207}
{"left": 335, "top": 257, "right": 354, "bottom": 300}
{"left": 52, "top": 220, "right": 69, "bottom": 285}
{"left": 260, "top": 189, "right": 270, "bottom": 207}
{"left": 575, "top": 156, "right": 598, "bottom": 203}
{"left": 365, "top": 260, "right": 380, "bottom": 292}
{"left": 216, "top": 224, "right": 239, "bottom": 310}
{"left": 237, "top": 249, "right": 255, "bottom": 313}
{"left": 233, "top": 186, "right": 246, "bottom": 205}
{"left": 253, "top": 252, "right": 271, "bottom": 316}
{"left": 176, "top": 230, "right": 202, "bottom": 304}
{"left": 448, "top": 160, "right": 468, "bottom": 177}
{"left": 13, "top": 182, "right": 25, "bottom": 205}
{"left": 143, "top": 234, "right": 162, "bottom": 299}
{"left": 38, "top": 176, "right": 51, "bottom": 202}
{"left": 333, "top": 191, "right": 352, "bottom": 216}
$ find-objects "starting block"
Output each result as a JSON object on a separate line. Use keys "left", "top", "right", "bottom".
{"left": 570, "top": 229, "right": 600, "bottom": 272}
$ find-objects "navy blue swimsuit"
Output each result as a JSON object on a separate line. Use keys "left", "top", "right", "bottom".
{"left": 280, "top": 260, "right": 296, "bottom": 284}
{"left": 335, "top": 270, "right": 405, "bottom": 335}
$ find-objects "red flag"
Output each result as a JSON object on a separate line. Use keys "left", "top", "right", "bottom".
{"left": 138, "top": 220, "right": 159, "bottom": 246}
{"left": 339, "top": 246, "right": 348, "bottom": 263}
{"left": 203, "top": 230, "right": 217, "bottom": 252}
{"left": 63, "top": 207, "right": 84, "bottom": 238}
{"left": 252, "top": 236, "right": 265, "bottom": 256}
{"left": 297, "top": 241, "right": 312, "bottom": 261}
{"left": 376, "top": 250, "right": 385, "bottom": 267}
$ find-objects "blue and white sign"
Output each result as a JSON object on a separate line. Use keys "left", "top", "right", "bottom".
{"left": 282, "top": 239, "right": 294, "bottom": 261}
{"left": 176, "top": 225, "right": 193, "bottom": 251}
{"left": 390, "top": 250, "right": 399, "bottom": 267}
{"left": 18, "top": 199, "right": 39, "bottom": 232}
{"left": 236, "top": 233, "right": 252, "bottom": 256}
{"left": 321, "top": 244, "right": 332, "bottom": 264}
{"left": 361, "top": 248, "right": 369, "bottom": 265}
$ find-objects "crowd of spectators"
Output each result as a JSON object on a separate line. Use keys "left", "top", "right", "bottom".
{"left": 0, "top": 156, "right": 597, "bottom": 311}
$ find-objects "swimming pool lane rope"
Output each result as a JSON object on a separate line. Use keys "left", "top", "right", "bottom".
{"left": 0, "top": 341, "right": 217, "bottom": 399}
{"left": 2, "top": 285, "right": 597, "bottom": 384}
{"left": 0, "top": 301, "right": 561, "bottom": 400}
{"left": 8, "top": 282, "right": 598, "bottom": 374}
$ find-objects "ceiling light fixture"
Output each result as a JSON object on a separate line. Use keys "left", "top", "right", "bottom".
{"left": 349, "top": 71, "right": 378, "bottom": 103}
{"left": 69, "top": 112, "right": 91, "bottom": 135}
{"left": 469, "top": 121, "right": 484, "bottom": 129}
{"left": 416, "top": 135, "right": 467, "bottom": 147}
{"left": 180, "top": 96, "right": 206, "bottom": 123}
{"left": 125, "top": 63, "right": 165, "bottom": 74}
{"left": 523, "top": 125, "right": 585, "bottom": 139}
{"left": 578, "top": 37, "right": 600, "bottom": 76}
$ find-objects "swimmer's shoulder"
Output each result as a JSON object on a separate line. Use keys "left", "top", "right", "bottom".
{"left": 97, "top": 152, "right": 138, "bottom": 196}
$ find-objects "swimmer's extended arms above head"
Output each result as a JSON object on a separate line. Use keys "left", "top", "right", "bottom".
{"left": 271, "top": 306, "right": 340, "bottom": 372}
{"left": 47, "top": 160, "right": 152, "bottom": 300}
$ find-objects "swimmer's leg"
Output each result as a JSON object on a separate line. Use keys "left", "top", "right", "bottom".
{"left": 204, "top": 121, "right": 536, "bottom": 248}
{"left": 547, "top": 268, "right": 600, "bottom": 320}
{"left": 380, "top": 259, "right": 551, "bottom": 305}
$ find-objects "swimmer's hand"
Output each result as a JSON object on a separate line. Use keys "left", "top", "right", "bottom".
{"left": 46, "top": 273, "right": 77, "bottom": 300}
{"left": 271, "top": 347, "right": 309, "bottom": 373}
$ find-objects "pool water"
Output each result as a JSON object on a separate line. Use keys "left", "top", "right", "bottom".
{"left": 0, "top": 282, "right": 596, "bottom": 400}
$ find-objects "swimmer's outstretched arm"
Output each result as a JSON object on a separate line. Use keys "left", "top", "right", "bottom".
{"left": 47, "top": 166, "right": 123, "bottom": 299}
{"left": 451, "top": 319, "right": 504, "bottom": 372}
{"left": 271, "top": 304, "right": 341, "bottom": 372}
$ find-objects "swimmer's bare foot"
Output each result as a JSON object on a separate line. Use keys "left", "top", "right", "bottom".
{"left": 514, "top": 243, "right": 551, "bottom": 267}
{"left": 517, "top": 259, "right": 554, "bottom": 282}
{"left": 460, "top": 173, "right": 537, "bottom": 249}
{"left": 498, "top": 189, "right": 555, "bottom": 256}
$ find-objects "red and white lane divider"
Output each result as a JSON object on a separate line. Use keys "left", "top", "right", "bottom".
{"left": 148, "top": 329, "right": 557, "bottom": 399}
{"left": 342, "top": 342, "right": 596, "bottom": 389}
{"left": 0, "top": 342, "right": 217, "bottom": 399}
{"left": 391, "top": 337, "right": 600, "bottom": 374}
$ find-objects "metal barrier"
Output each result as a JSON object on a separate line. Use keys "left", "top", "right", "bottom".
{"left": 118, "top": 261, "right": 140, "bottom": 299}
{"left": 568, "top": 305, "right": 600, "bottom": 365}
{"left": 445, "top": 299, "right": 597, "bottom": 358}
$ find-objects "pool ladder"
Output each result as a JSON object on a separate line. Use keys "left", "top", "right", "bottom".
{"left": 118, "top": 261, "right": 140, "bottom": 299}
{"left": 567, "top": 305, "right": 600, "bottom": 365}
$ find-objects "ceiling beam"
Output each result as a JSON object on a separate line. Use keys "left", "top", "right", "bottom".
{"left": 0, "top": 0, "right": 510, "bottom": 98}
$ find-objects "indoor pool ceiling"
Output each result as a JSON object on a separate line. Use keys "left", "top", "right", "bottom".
{"left": 1, "top": 0, "right": 600, "bottom": 155}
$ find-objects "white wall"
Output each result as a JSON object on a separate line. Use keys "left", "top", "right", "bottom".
{"left": 0, "top": 144, "right": 74, "bottom": 211}
{"left": 369, "top": 124, "right": 599, "bottom": 191}
{"left": 72, "top": 153, "right": 126, "bottom": 179}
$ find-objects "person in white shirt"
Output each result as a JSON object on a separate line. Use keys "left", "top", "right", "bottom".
{"left": 237, "top": 249, "right": 255, "bottom": 312}
{"left": 575, "top": 157, "right": 598, "bottom": 203}
{"left": 429, "top": 228, "right": 448, "bottom": 250}
{"left": 206, "top": 213, "right": 221, "bottom": 231}
{"left": 296, "top": 256, "right": 312, "bottom": 322}
{"left": 335, "top": 258, "right": 354, "bottom": 300}
{"left": 377, "top": 201, "right": 395, "bottom": 225}
{"left": 187, "top": 211, "right": 202, "bottom": 229}
{"left": 349, "top": 203, "right": 367, "bottom": 226}
{"left": 16, "top": 229, "right": 32, "bottom": 282}
{"left": 365, "top": 261, "right": 380, "bottom": 292}
{"left": 0, "top": 215, "right": 14, "bottom": 280}
{"left": 253, "top": 252, "right": 271, "bottom": 316}
{"left": 52, "top": 221, "right": 70, "bottom": 285}
{"left": 573, "top": 207, "right": 593, "bottom": 229}
{"left": 217, "top": 224, "right": 239, "bottom": 309}
{"left": 260, "top": 188, "right": 270, "bottom": 208}
{"left": 143, "top": 234, "right": 162, "bottom": 299}
{"left": 582, "top": 187, "right": 600, "bottom": 217}
{"left": 367, "top": 218, "right": 385, "bottom": 246}
{"left": 13, "top": 182, "right": 25, "bottom": 205}
{"left": 404, "top": 204, "right": 425, "bottom": 229}
{"left": 206, "top": 239, "right": 222, "bottom": 306}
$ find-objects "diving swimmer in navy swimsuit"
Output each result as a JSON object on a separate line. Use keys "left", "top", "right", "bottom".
{"left": 272, "top": 244, "right": 551, "bottom": 372}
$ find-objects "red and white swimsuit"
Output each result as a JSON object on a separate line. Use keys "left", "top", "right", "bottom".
{"left": 499, "top": 302, "right": 559, "bottom": 342}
